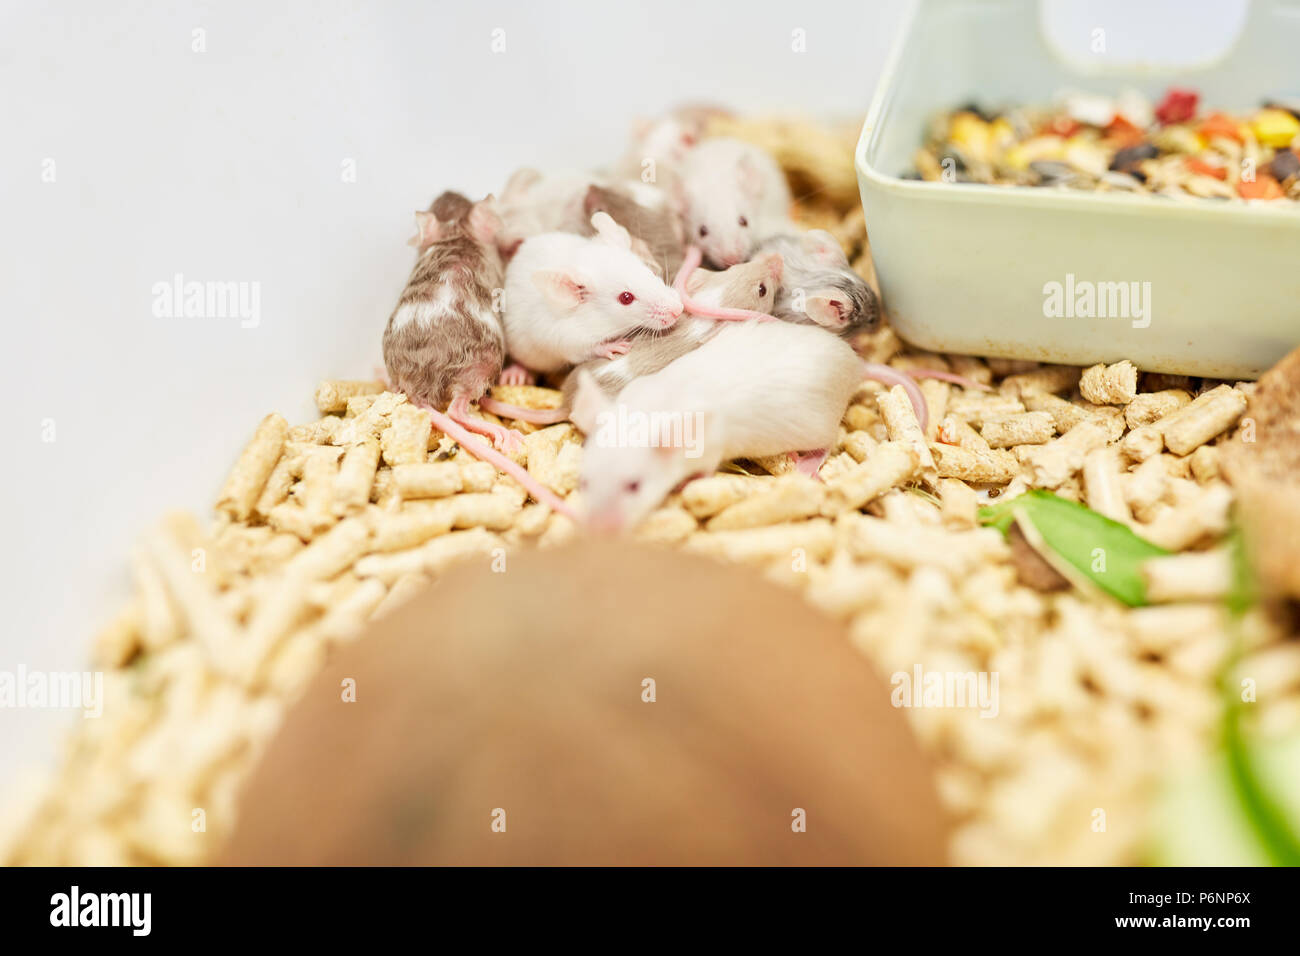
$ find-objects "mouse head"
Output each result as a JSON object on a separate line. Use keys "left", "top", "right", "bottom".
{"left": 793, "top": 231, "right": 879, "bottom": 335}
{"left": 632, "top": 115, "right": 698, "bottom": 166}
{"left": 722, "top": 251, "right": 784, "bottom": 312}
{"left": 531, "top": 212, "right": 683, "bottom": 335}
{"left": 800, "top": 282, "right": 878, "bottom": 335}
{"left": 686, "top": 151, "right": 768, "bottom": 268}
{"left": 570, "top": 371, "right": 706, "bottom": 533}
{"left": 409, "top": 193, "right": 503, "bottom": 260}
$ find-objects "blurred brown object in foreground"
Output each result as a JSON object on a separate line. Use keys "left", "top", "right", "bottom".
{"left": 221, "top": 540, "right": 948, "bottom": 865}
{"left": 1223, "top": 346, "right": 1300, "bottom": 599}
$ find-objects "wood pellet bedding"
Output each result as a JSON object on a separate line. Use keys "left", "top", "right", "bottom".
{"left": 4, "top": 117, "right": 1297, "bottom": 867}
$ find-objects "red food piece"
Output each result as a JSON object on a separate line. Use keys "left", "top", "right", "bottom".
{"left": 1155, "top": 87, "right": 1199, "bottom": 125}
{"left": 1185, "top": 157, "right": 1227, "bottom": 180}
{"left": 1237, "top": 175, "right": 1285, "bottom": 200}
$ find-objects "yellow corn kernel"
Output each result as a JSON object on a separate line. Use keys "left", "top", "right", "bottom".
{"left": 1252, "top": 108, "right": 1300, "bottom": 148}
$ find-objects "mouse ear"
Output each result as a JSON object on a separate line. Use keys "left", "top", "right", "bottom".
{"left": 758, "top": 251, "right": 784, "bottom": 283}
{"left": 801, "top": 229, "right": 846, "bottom": 263}
{"left": 502, "top": 167, "right": 541, "bottom": 203}
{"left": 805, "top": 291, "right": 852, "bottom": 329}
{"left": 408, "top": 210, "right": 441, "bottom": 249}
{"left": 466, "top": 198, "right": 503, "bottom": 246}
{"left": 582, "top": 185, "right": 608, "bottom": 219}
{"left": 590, "top": 211, "right": 632, "bottom": 251}
{"left": 532, "top": 269, "right": 587, "bottom": 310}
{"left": 569, "top": 368, "right": 612, "bottom": 435}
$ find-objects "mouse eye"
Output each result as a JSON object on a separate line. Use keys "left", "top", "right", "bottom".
{"left": 698, "top": 225, "right": 708, "bottom": 238}
{"left": 758, "top": 282, "right": 767, "bottom": 297}
{"left": 624, "top": 480, "right": 641, "bottom": 493}
{"left": 618, "top": 291, "right": 635, "bottom": 305}
{"left": 738, "top": 216, "right": 749, "bottom": 227}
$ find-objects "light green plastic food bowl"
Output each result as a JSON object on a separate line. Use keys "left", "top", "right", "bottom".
{"left": 856, "top": 0, "right": 1300, "bottom": 379}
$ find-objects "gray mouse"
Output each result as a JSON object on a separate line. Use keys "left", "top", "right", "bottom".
{"left": 755, "top": 230, "right": 880, "bottom": 337}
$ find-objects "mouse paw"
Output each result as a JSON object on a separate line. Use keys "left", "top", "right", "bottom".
{"left": 448, "top": 401, "right": 524, "bottom": 455}
{"left": 494, "top": 426, "right": 527, "bottom": 456}
{"left": 498, "top": 363, "right": 535, "bottom": 387}
{"left": 592, "top": 339, "right": 632, "bottom": 360}
{"left": 791, "top": 449, "right": 829, "bottom": 481}
{"left": 472, "top": 417, "right": 526, "bottom": 455}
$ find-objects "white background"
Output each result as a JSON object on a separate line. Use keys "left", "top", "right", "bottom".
{"left": 0, "top": 0, "right": 1246, "bottom": 798}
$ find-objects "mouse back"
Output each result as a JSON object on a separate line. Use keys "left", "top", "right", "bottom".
{"left": 384, "top": 196, "right": 507, "bottom": 408}
{"left": 582, "top": 182, "right": 685, "bottom": 280}
{"left": 561, "top": 317, "right": 721, "bottom": 406}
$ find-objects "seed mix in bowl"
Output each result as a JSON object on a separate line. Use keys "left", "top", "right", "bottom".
{"left": 911, "top": 88, "right": 1300, "bottom": 202}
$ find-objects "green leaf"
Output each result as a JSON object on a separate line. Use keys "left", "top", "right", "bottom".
{"left": 1217, "top": 524, "right": 1300, "bottom": 866}
{"left": 1223, "top": 525, "right": 1256, "bottom": 620}
{"left": 978, "top": 489, "right": 1169, "bottom": 606}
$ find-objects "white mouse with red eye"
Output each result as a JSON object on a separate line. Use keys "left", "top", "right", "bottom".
{"left": 679, "top": 137, "right": 793, "bottom": 268}
{"left": 502, "top": 212, "right": 684, "bottom": 374}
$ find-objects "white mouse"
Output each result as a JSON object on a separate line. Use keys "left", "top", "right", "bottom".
{"left": 679, "top": 137, "right": 794, "bottom": 268}
{"left": 502, "top": 212, "right": 684, "bottom": 374}
{"left": 479, "top": 253, "right": 782, "bottom": 426}
{"left": 574, "top": 319, "right": 864, "bottom": 531}
{"left": 491, "top": 168, "right": 593, "bottom": 259}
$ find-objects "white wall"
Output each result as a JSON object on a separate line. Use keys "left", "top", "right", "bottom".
{"left": 0, "top": 0, "right": 1244, "bottom": 795}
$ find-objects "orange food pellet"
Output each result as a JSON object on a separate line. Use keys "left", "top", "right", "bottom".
{"left": 1048, "top": 115, "right": 1080, "bottom": 138}
{"left": 1185, "top": 157, "right": 1227, "bottom": 180}
{"left": 1237, "top": 175, "right": 1285, "bottom": 200}
{"left": 1103, "top": 115, "right": 1144, "bottom": 148}
{"left": 1198, "top": 111, "right": 1244, "bottom": 144}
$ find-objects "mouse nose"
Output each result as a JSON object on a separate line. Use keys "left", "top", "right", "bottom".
{"left": 585, "top": 509, "right": 624, "bottom": 535}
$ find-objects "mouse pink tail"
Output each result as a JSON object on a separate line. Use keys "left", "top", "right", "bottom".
{"left": 672, "top": 244, "right": 779, "bottom": 323}
{"left": 861, "top": 363, "right": 929, "bottom": 432}
{"left": 477, "top": 396, "right": 569, "bottom": 426}
{"left": 413, "top": 400, "right": 579, "bottom": 522}
{"left": 906, "top": 368, "right": 993, "bottom": 391}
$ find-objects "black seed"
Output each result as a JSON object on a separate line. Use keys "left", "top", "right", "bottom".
{"left": 955, "top": 101, "right": 997, "bottom": 123}
{"left": 939, "top": 147, "right": 968, "bottom": 171}
{"left": 1029, "top": 160, "right": 1077, "bottom": 185}
{"left": 1269, "top": 149, "right": 1300, "bottom": 182}
{"left": 1109, "top": 143, "right": 1159, "bottom": 171}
